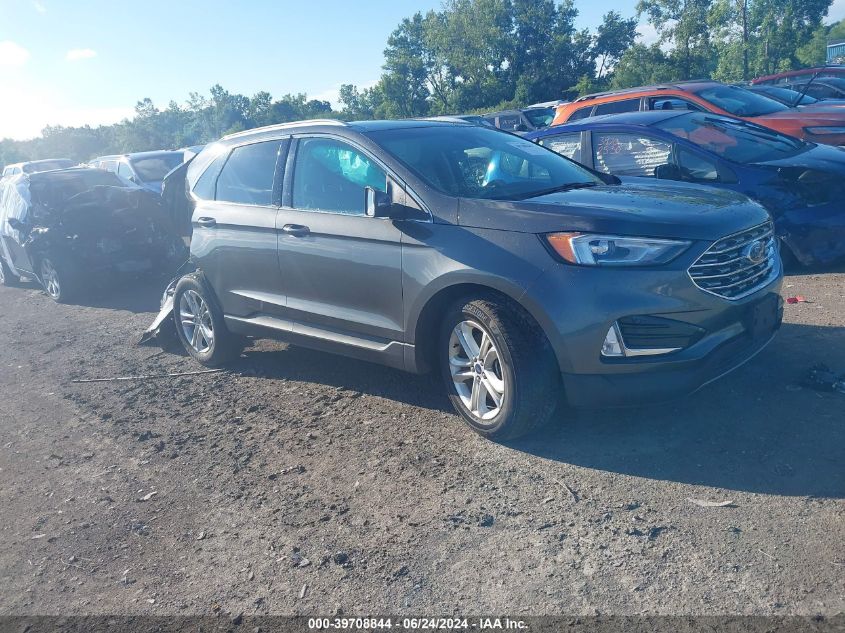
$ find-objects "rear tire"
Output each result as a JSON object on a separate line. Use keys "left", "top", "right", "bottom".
{"left": 439, "top": 297, "right": 559, "bottom": 440}
{"left": 173, "top": 275, "right": 243, "bottom": 367}
{"left": 39, "top": 256, "right": 79, "bottom": 303}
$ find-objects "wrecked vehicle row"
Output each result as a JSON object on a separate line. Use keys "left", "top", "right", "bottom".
{"left": 0, "top": 168, "right": 186, "bottom": 302}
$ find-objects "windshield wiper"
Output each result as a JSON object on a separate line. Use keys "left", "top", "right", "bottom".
{"left": 504, "top": 181, "right": 598, "bottom": 201}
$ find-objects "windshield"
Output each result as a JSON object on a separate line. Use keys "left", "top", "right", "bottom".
{"left": 693, "top": 85, "right": 789, "bottom": 117}
{"left": 656, "top": 112, "right": 809, "bottom": 163}
{"left": 368, "top": 125, "right": 600, "bottom": 200}
{"left": 522, "top": 107, "right": 555, "bottom": 128}
{"left": 130, "top": 153, "right": 184, "bottom": 182}
{"left": 22, "top": 159, "right": 73, "bottom": 173}
{"left": 755, "top": 86, "right": 818, "bottom": 105}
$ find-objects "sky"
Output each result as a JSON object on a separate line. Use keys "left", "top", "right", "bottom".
{"left": 1, "top": 0, "right": 844, "bottom": 141}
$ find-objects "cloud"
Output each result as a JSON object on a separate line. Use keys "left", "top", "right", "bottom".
{"left": 32, "top": 1, "right": 46, "bottom": 14}
{"left": 0, "top": 41, "right": 31, "bottom": 67}
{"left": 66, "top": 48, "right": 97, "bottom": 61}
{"left": 827, "top": 0, "right": 845, "bottom": 23}
{"left": 0, "top": 94, "right": 134, "bottom": 140}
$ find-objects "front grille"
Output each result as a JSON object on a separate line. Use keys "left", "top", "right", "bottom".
{"left": 688, "top": 222, "right": 778, "bottom": 300}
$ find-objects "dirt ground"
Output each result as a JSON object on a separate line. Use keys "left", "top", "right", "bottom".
{"left": 0, "top": 268, "right": 842, "bottom": 618}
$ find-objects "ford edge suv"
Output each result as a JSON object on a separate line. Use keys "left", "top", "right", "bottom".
{"left": 172, "top": 119, "right": 783, "bottom": 439}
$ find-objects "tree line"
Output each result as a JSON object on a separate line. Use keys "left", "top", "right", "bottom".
{"left": 1, "top": 0, "right": 842, "bottom": 165}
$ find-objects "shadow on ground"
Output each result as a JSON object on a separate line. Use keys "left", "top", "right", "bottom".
{"left": 509, "top": 322, "right": 845, "bottom": 499}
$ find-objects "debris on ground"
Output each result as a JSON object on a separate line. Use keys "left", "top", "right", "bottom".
{"left": 801, "top": 364, "right": 845, "bottom": 394}
{"left": 137, "top": 491, "right": 158, "bottom": 502}
{"left": 687, "top": 498, "right": 735, "bottom": 508}
{"left": 72, "top": 369, "right": 223, "bottom": 384}
{"left": 786, "top": 295, "right": 812, "bottom": 304}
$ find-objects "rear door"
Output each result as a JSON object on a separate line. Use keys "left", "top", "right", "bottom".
{"left": 276, "top": 135, "right": 405, "bottom": 349}
{"left": 190, "top": 138, "right": 288, "bottom": 319}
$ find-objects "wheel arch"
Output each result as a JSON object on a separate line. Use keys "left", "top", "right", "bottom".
{"left": 407, "top": 277, "right": 558, "bottom": 374}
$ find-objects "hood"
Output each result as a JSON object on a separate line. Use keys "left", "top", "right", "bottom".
{"left": 756, "top": 110, "right": 845, "bottom": 125}
{"left": 457, "top": 181, "right": 770, "bottom": 242}
{"left": 754, "top": 143, "right": 845, "bottom": 171}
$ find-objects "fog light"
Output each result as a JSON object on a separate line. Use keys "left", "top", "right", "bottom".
{"left": 601, "top": 324, "right": 624, "bottom": 357}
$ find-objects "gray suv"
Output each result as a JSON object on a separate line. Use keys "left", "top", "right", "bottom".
{"left": 172, "top": 119, "right": 783, "bottom": 439}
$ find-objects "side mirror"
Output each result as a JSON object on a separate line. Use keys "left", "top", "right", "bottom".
{"left": 654, "top": 164, "right": 683, "bottom": 181}
{"left": 365, "top": 186, "right": 394, "bottom": 218}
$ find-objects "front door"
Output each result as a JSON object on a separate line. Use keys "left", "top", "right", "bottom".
{"left": 276, "top": 136, "right": 404, "bottom": 347}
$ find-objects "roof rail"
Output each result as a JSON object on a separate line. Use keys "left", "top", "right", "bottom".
{"left": 222, "top": 119, "right": 347, "bottom": 140}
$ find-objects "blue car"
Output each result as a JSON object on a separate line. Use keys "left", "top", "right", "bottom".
{"left": 527, "top": 110, "right": 845, "bottom": 266}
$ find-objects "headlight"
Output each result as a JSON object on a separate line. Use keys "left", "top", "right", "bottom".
{"left": 545, "top": 232, "right": 691, "bottom": 266}
{"left": 804, "top": 126, "right": 845, "bottom": 135}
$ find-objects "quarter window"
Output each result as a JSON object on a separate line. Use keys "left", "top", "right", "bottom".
{"left": 215, "top": 140, "right": 282, "bottom": 206}
{"left": 593, "top": 132, "right": 672, "bottom": 177}
{"left": 292, "top": 138, "right": 386, "bottom": 215}
{"left": 594, "top": 99, "right": 641, "bottom": 116}
{"left": 540, "top": 133, "right": 583, "bottom": 163}
{"left": 117, "top": 162, "right": 134, "bottom": 181}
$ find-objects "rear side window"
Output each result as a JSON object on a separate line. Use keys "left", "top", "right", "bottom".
{"left": 192, "top": 151, "right": 228, "bottom": 200}
{"left": 496, "top": 114, "right": 523, "bottom": 131}
{"left": 540, "top": 133, "right": 583, "bottom": 163}
{"left": 594, "top": 99, "right": 641, "bottom": 116}
{"left": 567, "top": 106, "right": 593, "bottom": 122}
{"left": 215, "top": 140, "right": 282, "bottom": 206}
{"left": 593, "top": 132, "right": 672, "bottom": 177}
{"left": 292, "top": 138, "right": 386, "bottom": 215}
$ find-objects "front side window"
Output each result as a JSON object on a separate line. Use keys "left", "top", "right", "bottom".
{"left": 539, "top": 133, "right": 583, "bottom": 163}
{"left": 292, "top": 138, "right": 386, "bottom": 215}
{"left": 369, "top": 125, "right": 599, "bottom": 200}
{"left": 594, "top": 99, "right": 640, "bottom": 116}
{"left": 593, "top": 132, "right": 672, "bottom": 177}
{"left": 216, "top": 141, "right": 282, "bottom": 206}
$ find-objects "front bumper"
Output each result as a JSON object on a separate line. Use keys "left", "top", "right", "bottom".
{"left": 521, "top": 244, "right": 784, "bottom": 408}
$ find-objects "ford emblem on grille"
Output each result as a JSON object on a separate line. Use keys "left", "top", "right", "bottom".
{"left": 743, "top": 239, "right": 768, "bottom": 265}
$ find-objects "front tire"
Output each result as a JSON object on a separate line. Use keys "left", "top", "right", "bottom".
{"left": 173, "top": 275, "right": 243, "bottom": 367}
{"left": 40, "top": 256, "right": 79, "bottom": 303}
{"left": 439, "top": 297, "right": 559, "bottom": 440}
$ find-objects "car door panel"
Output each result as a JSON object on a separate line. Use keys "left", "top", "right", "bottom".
{"left": 276, "top": 136, "right": 405, "bottom": 349}
{"left": 191, "top": 139, "right": 288, "bottom": 320}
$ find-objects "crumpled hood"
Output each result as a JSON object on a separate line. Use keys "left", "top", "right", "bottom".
{"left": 755, "top": 143, "right": 845, "bottom": 171}
{"left": 457, "top": 181, "right": 770, "bottom": 241}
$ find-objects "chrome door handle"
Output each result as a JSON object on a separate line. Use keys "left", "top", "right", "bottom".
{"left": 282, "top": 224, "right": 310, "bottom": 237}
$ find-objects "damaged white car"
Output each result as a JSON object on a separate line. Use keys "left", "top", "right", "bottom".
{"left": 0, "top": 168, "right": 186, "bottom": 302}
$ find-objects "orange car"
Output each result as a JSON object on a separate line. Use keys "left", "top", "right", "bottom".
{"left": 552, "top": 81, "right": 845, "bottom": 147}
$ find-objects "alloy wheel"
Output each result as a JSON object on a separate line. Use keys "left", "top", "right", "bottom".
{"left": 448, "top": 319, "right": 506, "bottom": 421}
{"left": 40, "top": 259, "right": 61, "bottom": 299}
{"left": 179, "top": 289, "right": 214, "bottom": 354}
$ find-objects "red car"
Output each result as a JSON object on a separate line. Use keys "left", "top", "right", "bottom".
{"left": 751, "top": 66, "right": 845, "bottom": 86}
{"left": 552, "top": 81, "right": 845, "bottom": 147}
